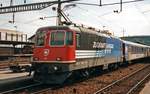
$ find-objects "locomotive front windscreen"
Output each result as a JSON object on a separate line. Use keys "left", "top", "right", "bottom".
{"left": 51, "top": 31, "right": 65, "bottom": 45}
{"left": 50, "top": 31, "right": 73, "bottom": 46}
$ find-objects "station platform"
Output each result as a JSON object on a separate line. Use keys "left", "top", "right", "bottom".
{"left": 0, "top": 69, "right": 30, "bottom": 80}
{"left": 140, "top": 81, "right": 150, "bottom": 94}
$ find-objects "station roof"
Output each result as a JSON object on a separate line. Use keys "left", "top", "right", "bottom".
{"left": 0, "top": 40, "right": 34, "bottom": 45}
{"left": 0, "top": 28, "right": 34, "bottom": 45}
{"left": 0, "top": 28, "right": 24, "bottom": 34}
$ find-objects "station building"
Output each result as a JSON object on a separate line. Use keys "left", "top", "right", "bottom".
{"left": 0, "top": 28, "right": 27, "bottom": 43}
{"left": 0, "top": 29, "right": 33, "bottom": 59}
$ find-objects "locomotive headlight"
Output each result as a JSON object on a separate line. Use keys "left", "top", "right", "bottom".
{"left": 44, "top": 49, "right": 49, "bottom": 56}
{"left": 54, "top": 66, "right": 58, "bottom": 71}
{"left": 34, "top": 57, "right": 39, "bottom": 61}
{"left": 56, "top": 57, "right": 61, "bottom": 61}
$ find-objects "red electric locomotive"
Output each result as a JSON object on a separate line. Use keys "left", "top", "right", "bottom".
{"left": 32, "top": 26, "right": 77, "bottom": 84}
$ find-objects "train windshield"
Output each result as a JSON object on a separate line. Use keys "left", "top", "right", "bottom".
{"left": 51, "top": 31, "right": 65, "bottom": 46}
{"left": 50, "top": 31, "right": 73, "bottom": 46}
{"left": 36, "top": 31, "right": 45, "bottom": 46}
{"left": 66, "top": 32, "right": 73, "bottom": 45}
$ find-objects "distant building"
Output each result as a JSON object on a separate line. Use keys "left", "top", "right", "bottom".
{"left": 121, "top": 36, "right": 150, "bottom": 46}
{"left": 0, "top": 29, "right": 33, "bottom": 56}
{"left": 0, "top": 28, "right": 27, "bottom": 42}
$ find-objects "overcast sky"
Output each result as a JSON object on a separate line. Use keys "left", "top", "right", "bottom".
{"left": 0, "top": 0, "right": 150, "bottom": 37}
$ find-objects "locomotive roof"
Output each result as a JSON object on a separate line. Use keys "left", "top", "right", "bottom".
{"left": 37, "top": 26, "right": 70, "bottom": 30}
{"left": 37, "top": 26, "right": 150, "bottom": 48}
{"left": 38, "top": 26, "right": 118, "bottom": 39}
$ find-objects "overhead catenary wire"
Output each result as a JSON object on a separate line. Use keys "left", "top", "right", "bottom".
{"left": 78, "top": 6, "right": 126, "bottom": 36}
{"left": 72, "top": 0, "right": 144, "bottom": 7}
{"left": 134, "top": 3, "right": 150, "bottom": 25}
{"left": 71, "top": 5, "right": 124, "bottom": 30}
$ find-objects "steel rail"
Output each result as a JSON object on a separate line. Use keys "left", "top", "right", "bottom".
{"left": 0, "top": 82, "right": 42, "bottom": 94}
{"left": 31, "top": 88, "right": 52, "bottom": 94}
{"left": 93, "top": 64, "right": 150, "bottom": 94}
{"left": 126, "top": 71, "right": 150, "bottom": 94}
{"left": 31, "top": 85, "right": 62, "bottom": 94}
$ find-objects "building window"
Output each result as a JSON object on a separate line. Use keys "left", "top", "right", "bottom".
{"left": 66, "top": 32, "right": 73, "bottom": 45}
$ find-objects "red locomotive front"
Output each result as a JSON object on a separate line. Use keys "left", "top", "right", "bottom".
{"left": 33, "top": 27, "right": 75, "bottom": 63}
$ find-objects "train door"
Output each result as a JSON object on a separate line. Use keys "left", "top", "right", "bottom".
{"left": 148, "top": 48, "right": 150, "bottom": 57}
{"left": 122, "top": 43, "right": 126, "bottom": 62}
{"left": 146, "top": 48, "right": 148, "bottom": 57}
{"left": 128, "top": 45, "right": 132, "bottom": 63}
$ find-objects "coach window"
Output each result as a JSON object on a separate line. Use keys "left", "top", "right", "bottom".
{"left": 51, "top": 31, "right": 65, "bottom": 46}
{"left": 141, "top": 48, "right": 142, "bottom": 52}
{"left": 36, "top": 31, "right": 45, "bottom": 46}
{"left": 135, "top": 47, "right": 137, "bottom": 53}
{"left": 66, "top": 32, "right": 73, "bottom": 45}
{"left": 134, "top": 47, "right": 136, "bottom": 53}
{"left": 76, "top": 34, "right": 80, "bottom": 47}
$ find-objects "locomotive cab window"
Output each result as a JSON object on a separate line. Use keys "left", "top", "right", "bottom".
{"left": 76, "top": 33, "right": 80, "bottom": 48}
{"left": 50, "top": 31, "right": 65, "bottom": 46}
{"left": 66, "top": 32, "right": 73, "bottom": 45}
{"left": 36, "top": 31, "right": 45, "bottom": 46}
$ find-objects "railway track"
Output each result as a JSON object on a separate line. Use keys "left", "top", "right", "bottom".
{"left": 94, "top": 64, "right": 150, "bottom": 94}
{"left": 0, "top": 82, "right": 61, "bottom": 94}
{"left": 0, "top": 63, "right": 149, "bottom": 94}
{"left": 0, "top": 82, "right": 43, "bottom": 94}
{"left": 126, "top": 71, "right": 150, "bottom": 94}
{"left": 21, "top": 63, "right": 149, "bottom": 94}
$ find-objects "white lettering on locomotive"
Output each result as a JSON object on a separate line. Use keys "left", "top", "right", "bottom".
{"left": 93, "top": 42, "right": 114, "bottom": 49}
{"left": 96, "top": 49, "right": 112, "bottom": 57}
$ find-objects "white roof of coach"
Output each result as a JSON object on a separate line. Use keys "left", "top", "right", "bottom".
{"left": 122, "top": 40, "right": 150, "bottom": 48}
